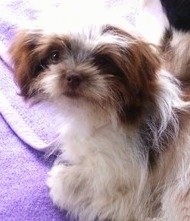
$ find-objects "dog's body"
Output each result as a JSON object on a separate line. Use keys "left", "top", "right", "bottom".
{"left": 9, "top": 4, "right": 190, "bottom": 221}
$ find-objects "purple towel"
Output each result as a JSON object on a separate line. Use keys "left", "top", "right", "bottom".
{"left": 0, "top": 114, "right": 66, "bottom": 220}
{"left": 0, "top": 0, "right": 138, "bottom": 220}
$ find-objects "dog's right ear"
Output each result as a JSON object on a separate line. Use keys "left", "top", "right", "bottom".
{"left": 9, "top": 31, "right": 42, "bottom": 98}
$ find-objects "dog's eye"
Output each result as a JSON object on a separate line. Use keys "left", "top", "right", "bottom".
{"left": 38, "top": 50, "right": 61, "bottom": 72}
{"left": 49, "top": 50, "right": 60, "bottom": 63}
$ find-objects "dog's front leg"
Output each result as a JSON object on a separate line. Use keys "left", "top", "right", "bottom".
{"left": 47, "top": 156, "right": 139, "bottom": 221}
{"left": 47, "top": 163, "right": 94, "bottom": 219}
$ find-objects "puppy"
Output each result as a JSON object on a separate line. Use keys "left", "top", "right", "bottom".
{"left": 9, "top": 17, "right": 190, "bottom": 221}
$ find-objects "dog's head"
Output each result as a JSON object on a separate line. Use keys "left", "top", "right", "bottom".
{"left": 10, "top": 24, "right": 160, "bottom": 123}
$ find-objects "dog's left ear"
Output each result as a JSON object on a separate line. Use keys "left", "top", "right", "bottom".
{"left": 102, "top": 26, "right": 161, "bottom": 122}
{"left": 9, "top": 30, "right": 42, "bottom": 98}
{"left": 122, "top": 42, "right": 160, "bottom": 122}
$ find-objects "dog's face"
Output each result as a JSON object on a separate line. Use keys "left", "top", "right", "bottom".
{"left": 10, "top": 24, "right": 160, "bottom": 123}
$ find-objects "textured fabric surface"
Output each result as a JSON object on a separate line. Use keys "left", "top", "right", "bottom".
{"left": 0, "top": 0, "right": 60, "bottom": 150}
{"left": 0, "top": 114, "right": 66, "bottom": 220}
{"left": 0, "top": 0, "right": 138, "bottom": 220}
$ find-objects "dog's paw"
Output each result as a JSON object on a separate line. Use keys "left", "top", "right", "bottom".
{"left": 47, "top": 164, "right": 69, "bottom": 209}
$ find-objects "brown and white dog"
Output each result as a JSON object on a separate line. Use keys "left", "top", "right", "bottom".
{"left": 9, "top": 10, "right": 190, "bottom": 221}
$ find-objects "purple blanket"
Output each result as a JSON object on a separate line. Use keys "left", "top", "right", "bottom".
{"left": 0, "top": 0, "right": 138, "bottom": 220}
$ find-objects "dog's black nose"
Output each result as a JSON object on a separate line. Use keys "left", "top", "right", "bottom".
{"left": 66, "top": 72, "right": 82, "bottom": 88}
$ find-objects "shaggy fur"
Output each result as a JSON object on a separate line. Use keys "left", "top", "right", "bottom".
{"left": 10, "top": 18, "right": 190, "bottom": 221}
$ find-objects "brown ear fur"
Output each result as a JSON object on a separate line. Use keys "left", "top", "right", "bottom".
{"left": 100, "top": 26, "right": 161, "bottom": 123}
{"left": 120, "top": 41, "right": 160, "bottom": 123}
{"left": 9, "top": 31, "right": 41, "bottom": 98}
